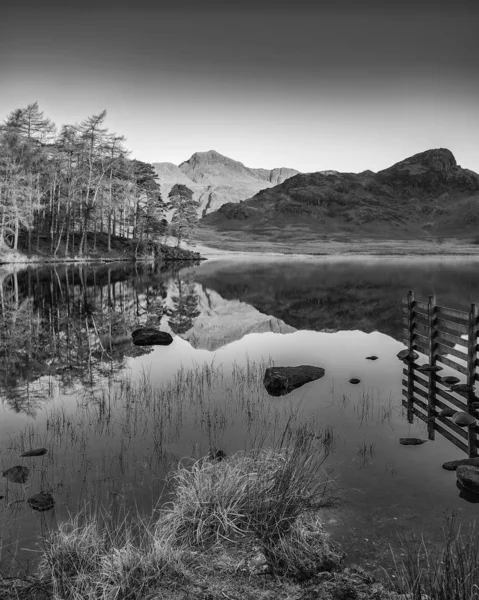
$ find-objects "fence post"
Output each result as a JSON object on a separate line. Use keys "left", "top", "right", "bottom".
{"left": 467, "top": 303, "right": 478, "bottom": 457}
{"left": 407, "top": 290, "right": 415, "bottom": 423}
{"left": 427, "top": 294, "right": 437, "bottom": 439}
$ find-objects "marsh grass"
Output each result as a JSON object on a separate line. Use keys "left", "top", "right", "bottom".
{"left": 389, "top": 515, "right": 479, "bottom": 600}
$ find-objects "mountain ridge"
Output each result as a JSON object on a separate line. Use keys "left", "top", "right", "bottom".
{"left": 200, "top": 148, "right": 479, "bottom": 239}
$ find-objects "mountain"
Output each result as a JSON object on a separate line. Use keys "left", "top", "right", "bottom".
{"left": 152, "top": 150, "right": 299, "bottom": 217}
{"left": 200, "top": 149, "right": 479, "bottom": 238}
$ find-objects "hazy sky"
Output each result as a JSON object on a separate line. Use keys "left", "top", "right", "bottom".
{"left": 1, "top": 0, "right": 478, "bottom": 173}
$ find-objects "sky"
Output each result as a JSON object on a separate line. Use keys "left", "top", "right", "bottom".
{"left": 1, "top": 0, "right": 478, "bottom": 173}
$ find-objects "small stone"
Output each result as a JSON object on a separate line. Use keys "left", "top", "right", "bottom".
{"left": 457, "top": 465, "right": 479, "bottom": 494}
{"left": 399, "top": 438, "right": 427, "bottom": 446}
{"left": 451, "top": 411, "right": 476, "bottom": 427}
{"left": 437, "top": 407, "right": 456, "bottom": 418}
{"left": 2, "top": 466, "right": 29, "bottom": 484}
{"left": 397, "top": 349, "right": 419, "bottom": 362}
{"left": 443, "top": 457, "right": 479, "bottom": 471}
{"left": 450, "top": 384, "right": 475, "bottom": 394}
{"left": 417, "top": 364, "right": 443, "bottom": 373}
{"left": 20, "top": 448, "right": 47, "bottom": 457}
{"left": 27, "top": 491, "right": 55, "bottom": 512}
{"left": 349, "top": 378, "right": 361, "bottom": 384}
{"left": 365, "top": 356, "right": 378, "bottom": 360}
{"left": 440, "top": 376, "right": 461, "bottom": 386}
{"left": 208, "top": 449, "right": 226, "bottom": 462}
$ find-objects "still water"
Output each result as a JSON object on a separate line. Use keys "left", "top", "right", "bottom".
{"left": 1, "top": 256, "right": 479, "bottom": 573}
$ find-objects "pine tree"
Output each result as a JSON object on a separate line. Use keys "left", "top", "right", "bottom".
{"left": 168, "top": 184, "right": 198, "bottom": 247}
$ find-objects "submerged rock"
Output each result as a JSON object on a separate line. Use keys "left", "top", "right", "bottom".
{"left": 263, "top": 365, "right": 325, "bottom": 397}
{"left": 440, "top": 376, "right": 461, "bottom": 386}
{"left": 417, "top": 364, "right": 443, "bottom": 373}
{"left": 131, "top": 328, "right": 173, "bottom": 347}
{"left": 349, "top": 378, "right": 361, "bottom": 384}
{"left": 451, "top": 411, "right": 476, "bottom": 427}
{"left": 399, "top": 438, "right": 427, "bottom": 446}
{"left": 397, "top": 349, "right": 419, "bottom": 362}
{"left": 437, "top": 407, "right": 457, "bottom": 418}
{"left": 2, "top": 466, "right": 29, "bottom": 484}
{"left": 457, "top": 465, "right": 479, "bottom": 494}
{"left": 365, "top": 356, "right": 378, "bottom": 360}
{"left": 443, "top": 457, "right": 479, "bottom": 471}
{"left": 20, "top": 448, "right": 47, "bottom": 457}
{"left": 27, "top": 491, "right": 55, "bottom": 512}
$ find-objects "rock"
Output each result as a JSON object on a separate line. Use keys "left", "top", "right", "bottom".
{"left": 417, "top": 364, "right": 443, "bottom": 373}
{"left": 451, "top": 411, "right": 476, "bottom": 427}
{"left": 450, "top": 383, "right": 475, "bottom": 394}
{"left": 27, "top": 491, "right": 55, "bottom": 512}
{"left": 443, "top": 457, "right": 479, "bottom": 471}
{"left": 263, "top": 365, "right": 325, "bottom": 397}
{"left": 131, "top": 328, "right": 173, "bottom": 346}
{"left": 397, "top": 349, "right": 419, "bottom": 362}
{"left": 399, "top": 438, "right": 427, "bottom": 446}
{"left": 365, "top": 356, "right": 378, "bottom": 360}
{"left": 2, "top": 466, "right": 29, "bottom": 484}
{"left": 437, "top": 407, "right": 457, "bottom": 417}
{"left": 349, "top": 378, "right": 361, "bottom": 384}
{"left": 208, "top": 448, "right": 226, "bottom": 462}
{"left": 0, "top": 495, "right": 4, "bottom": 500}
{"left": 20, "top": 448, "right": 47, "bottom": 457}
{"left": 440, "top": 376, "right": 461, "bottom": 386}
{"left": 456, "top": 465, "right": 479, "bottom": 494}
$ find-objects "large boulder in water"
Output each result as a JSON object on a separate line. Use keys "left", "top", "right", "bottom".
{"left": 263, "top": 365, "right": 325, "bottom": 397}
{"left": 131, "top": 328, "right": 173, "bottom": 346}
{"left": 457, "top": 465, "right": 479, "bottom": 494}
{"left": 20, "top": 448, "right": 47, "bottom": 457}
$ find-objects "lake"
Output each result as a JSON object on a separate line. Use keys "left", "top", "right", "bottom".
{"left": 1, "top": 256, "right": 479, "bottom": 574}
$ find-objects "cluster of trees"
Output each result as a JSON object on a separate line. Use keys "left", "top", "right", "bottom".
{"left": 0, "top": 102, "right": 198, "bottom": 256}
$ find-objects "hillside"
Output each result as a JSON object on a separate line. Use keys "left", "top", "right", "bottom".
{"left": 153, "top": 150, "right": 298, "bottom": 217}
{"left": 199, "top": 149, "right": 479, "bottom": 241}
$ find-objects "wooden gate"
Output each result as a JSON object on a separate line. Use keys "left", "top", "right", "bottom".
{"left": 401, "top": 291, "right": 479, "bottom": 457}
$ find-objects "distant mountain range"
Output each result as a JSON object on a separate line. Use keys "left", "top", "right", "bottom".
{"left": 200, "top": 149, "right": 479, "bottom": 238}
{"left": 152, "top": 150, "right": 299, "bottom": 216}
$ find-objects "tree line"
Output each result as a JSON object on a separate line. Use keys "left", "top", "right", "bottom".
{"left": 0, "top": 102, "right": 198, "bottom": 256}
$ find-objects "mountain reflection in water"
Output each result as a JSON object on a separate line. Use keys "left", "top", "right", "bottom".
{"left": 2, "top": 256, "right": 479, "bottom": 573}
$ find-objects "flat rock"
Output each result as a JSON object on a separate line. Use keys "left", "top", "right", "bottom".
{"left": 443, "top": 457, "right": 479, "bottom": 471}
{"left": 131, "top": 328, "right": 173, "bottom": 347}
{"left": 365, "top": 356, "right": 378, "bottom": 360}
{"left": 27, "top": 491, "right": 55, "bottom": 512}
{"left": 417, "top": 364, "right": 443, "bottom": 373}
{"left": 440, "top": 376, "right": 461, "bottom": 386}
{"left": 451, "top": 411, "right": 476, "bottom": 427}
{"left": 438, "top": 407, "right": 457, "bottom": 418}
{"left": 457, "top": 465, "right": 479, "bottom": 494}
{"left": 397, "top": 349, "right": 419, "bottom": 362}
{"left": 399, "top": 438, "right": 427, "bottom": 446}
{"left": 20, "top": 448, "right": 47, "bottom": 457}
{"left": 349, "top": 378, "right": 361, "bottom": 384}
{"left": 2, "top": 465, "right": 30, "bottom": 484}
{"left": 263, "top": 365, "right": 325, "bottom": 397}
{"left": 450, "top": 384, "right": 475, "bottom": 394}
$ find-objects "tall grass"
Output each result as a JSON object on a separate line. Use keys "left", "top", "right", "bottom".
{"left": 389, "top": 515, "right": 479, "bottom": 600}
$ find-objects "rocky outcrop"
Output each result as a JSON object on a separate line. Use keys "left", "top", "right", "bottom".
{"left": 457, "top": 465, "right": 479, "bottom": 494}
{"left": 443, "top": 457, "right": 479, "bottom": 471}
{"left": 263, "top": 365, "right": 325, "bottom": 397}
{"left": 153, "top": 150, "right": 298, "bottom": 217}
{"left": 27, "top": 491, "right": 55, "bottom": 512}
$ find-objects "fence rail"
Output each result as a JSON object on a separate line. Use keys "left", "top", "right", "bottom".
{"left": 401, "top": 291, "right": 479, "bottom": 457}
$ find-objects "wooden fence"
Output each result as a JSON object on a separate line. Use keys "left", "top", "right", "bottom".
{"left": 401, "top": 291, "right": 479, "bottom": 457}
